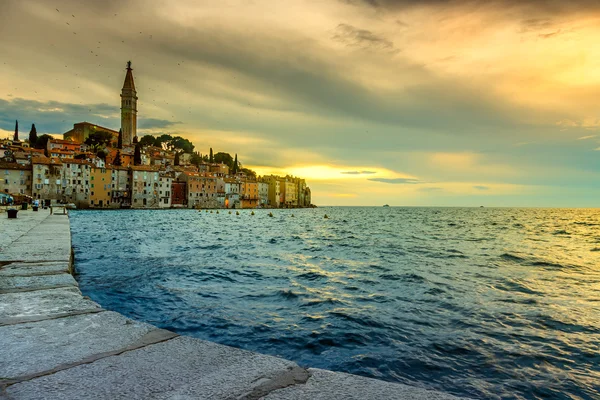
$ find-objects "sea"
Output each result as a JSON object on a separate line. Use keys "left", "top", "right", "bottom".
{"left": 69, "top": 207, "right": 600, "bottom": 400}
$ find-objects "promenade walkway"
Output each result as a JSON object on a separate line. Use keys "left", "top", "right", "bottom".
{"left": 0, "top": 209, "right": 463, "bottom": 399}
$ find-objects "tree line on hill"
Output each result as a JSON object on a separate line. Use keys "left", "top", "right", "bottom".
{"left": 83, "top": 131, "right": 256, "bottom": 177}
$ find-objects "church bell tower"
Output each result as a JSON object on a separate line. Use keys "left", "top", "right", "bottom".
{"left": 120, "top": 61, "right": 137, "bottom": 146}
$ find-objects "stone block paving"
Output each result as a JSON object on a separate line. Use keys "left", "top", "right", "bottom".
{"left": 0, "top": 210, "right": 465, "bottom": 399}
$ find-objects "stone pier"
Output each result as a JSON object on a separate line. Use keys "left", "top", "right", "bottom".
{"left": 0, "top": 209, "right": 464, "bottom": 399}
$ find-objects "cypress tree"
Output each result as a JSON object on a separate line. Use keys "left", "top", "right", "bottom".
{"left": 233, "top": 153, "right": 238, "bottom": 174}
{"left": 14, "top": 120, "right": 18, "bottom": 141}
{"left": 174, "top": 152, "right": 180, "bottom": 166}
{"left": 134, "top": 143, "right": 141, "bottom": 165}
{"left": 114, "top": 150, "right": 122, "bottom": 166}
{"left": 117, "top": 129, "right": 123, "bottom": 149}
{"left": 209, "top": 147, "right": 214, "bottom": 163}
{"left": 29, "top": 124, "right": 37, "bottom": 147}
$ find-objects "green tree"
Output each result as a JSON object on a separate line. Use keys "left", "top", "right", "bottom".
{"left": 155, "top": 134, "right": 174, "bottom": 150}
{"left": 29, "top": 124, "right": 37, "bottom": 147}
{"left": 190, "top": 152, "right": 203, "bottom": 166}
{"left": 174, "top": 151, "right": 180, "bottom": 166}
{"left": 209, "top": 147, "right": 214, "bottom": 163}
{"left": 117, "top": 129, "right": 123, "bottom": 149}
{"left": 138, "top": 134, "right": 156, "bottom": 147}
{"left": 232, "top": 153, "right": 239, "bottom": 174}
{"left": 84, "top": 131, "right": 113, "bottom": 149}
{"left": 133, "top": 136, "right": 141, "bottom": 165}
{"left": 214, "top": 152, "right": 233, "bottom": 168}
{"left": 113, "top": 150, "right": 122, "bottom": 166}
{"left": 35, "top": 134, "right": 53, "bottom": 150}
{"left": 241, "top": 168, "right": 256, "bottom": 179}
{"left": 170, "top": 136, "right": 194, "bottom": 153}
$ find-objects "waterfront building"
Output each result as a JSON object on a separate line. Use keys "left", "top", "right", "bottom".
{"left": 279, "top": 178, "right": 298, "bottom": 207}
{"left": 224, "top": 178, "right": 241, "bottom": 208}
{"left": 171, "top": 180, "right": 186, "bottom": 207}
{"left": 90, "top": 166, "right": 112, "bottom": 208}
{"left": 258, "top": 180, "right": 269, "bottom": 207}
{"left": 111, "top": 166, "right": 131, "bottom": 207}
{"left": 216, "top": 177, "right": 226, "bottom": 208}
{"left": 304, "top": 187, "right": 311, "bottom": 207}
{"left": 131, "top": 165, "right": 161, "bottom": 208}
{"left": 296, "top": 178, "right": 306, "bottom": 208}
{"left": 1, "top": 161, "right": 32, "bottom": 197}
{"left": 60, "top": 158, "right": 91, "bottom": 208}
{"left": 31, "top": 156, "right": 63, "bottom": 202}
{"left": 262, "top": 175, "right": 281, "bottom": 208}
{"left": 240, "top": 179, "right": 259, "bottom": 209}
{"left": 120, "top": 61, "right": 138, "bottom": 146}
{"left": 158, "top": 171, "right": 173, "bottom": 208}
{"left": 176, "top": 172, "right": 218, "bottom": 208}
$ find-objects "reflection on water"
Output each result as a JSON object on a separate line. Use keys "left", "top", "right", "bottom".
{"left": 71, "top": 207, "right": 600, "bottom": 399}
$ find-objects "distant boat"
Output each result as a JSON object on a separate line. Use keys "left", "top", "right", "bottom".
{"left": 383, "top": 204, "right": 390, "bottom": 207}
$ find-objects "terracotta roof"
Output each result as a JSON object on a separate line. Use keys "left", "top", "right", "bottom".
{"left": 0, "top": 162, "right": 31, "bottom": 170}
{"left": 61, "top": 158, "right": 92, "bottom": 165}
{"left": 49, "top": 139, "right": 78, "bottom": 145}
{"left": 32, "top": 156, "right": 63, "bottom": 166}
{"left": 131, "top": 165, "right": 161, "bottom": 172}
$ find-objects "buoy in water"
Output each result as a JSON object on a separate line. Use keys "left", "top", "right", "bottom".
{"left": 210, "top": 210, "right": 213, "bottom": 213}
{"left": 291, "top": 214, "right": 294, "bottom": 217}
{"left": 236, "top": 211, "right": 240, "bottom": 215}
{"left": 216, "top": 210, "right": 219, "bottom": 214}
{"left": 229, "top": 211, "right": 232, "bottom": 214}
{"left": 268, "top": 212, "right": 274, "bottom": 217}
{"left": 324, "top": 214, "right": 329, "bottom": 219}
{"left": 251, "top": 211, "right": 255, "bottom": 215}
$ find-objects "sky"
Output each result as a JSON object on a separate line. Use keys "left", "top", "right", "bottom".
{"left": 1, "top": 0, "right": 599, "bottom": 207}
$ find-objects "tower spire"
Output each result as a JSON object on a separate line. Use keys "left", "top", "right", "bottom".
{"left": 120, "top": 61, "right": 137, "bottom": 146}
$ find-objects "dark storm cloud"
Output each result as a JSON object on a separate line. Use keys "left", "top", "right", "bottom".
{"left": 138, "top": 118, "right": 180, "bottom": 130}
{"left": 144, "top": 22, "right": 545, "bottom": 135}
{"left": 332, "top": 24, "right": 398, "bottom": 53}
{"left": 368, "top": 177, "right": 421, "bottom": 184}
{"left": 0, "top": 98, "right": 177, "bottom": 135}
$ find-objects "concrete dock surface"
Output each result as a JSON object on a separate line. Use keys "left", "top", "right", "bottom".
{"left": 0, "top": 209, "right": 465, "bottom": 399}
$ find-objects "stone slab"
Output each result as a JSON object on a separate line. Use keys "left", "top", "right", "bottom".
{"left": 0, "top": 242, "right": 72, "bottom": 263}
{"left": 0, "top": 213, "right": 71, "bottom": 263}
{"left": 5, "top": 336, "right": 300, "bottom": 400}
{"left": 0, "top": 311, "right": 160, "bottom": 380}
{"left": 0, "top": 273, "right": 77, "bottom": 292}
{"left": 0, "top": 287, "right": 101, "bottom": 323}
{"left": 263, "top": 368, "right": 464, "bottom": 400}
{"left": 0, "top": 261, "right": 70, "bottom": 277}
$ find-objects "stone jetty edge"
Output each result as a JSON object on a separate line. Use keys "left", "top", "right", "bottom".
{"left": 0, "top": 209, "right": 467, "bottom": 400}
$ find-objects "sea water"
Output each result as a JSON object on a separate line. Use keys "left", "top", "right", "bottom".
{"left": 70, "top": 207, "right": 600, "bottom": 399}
